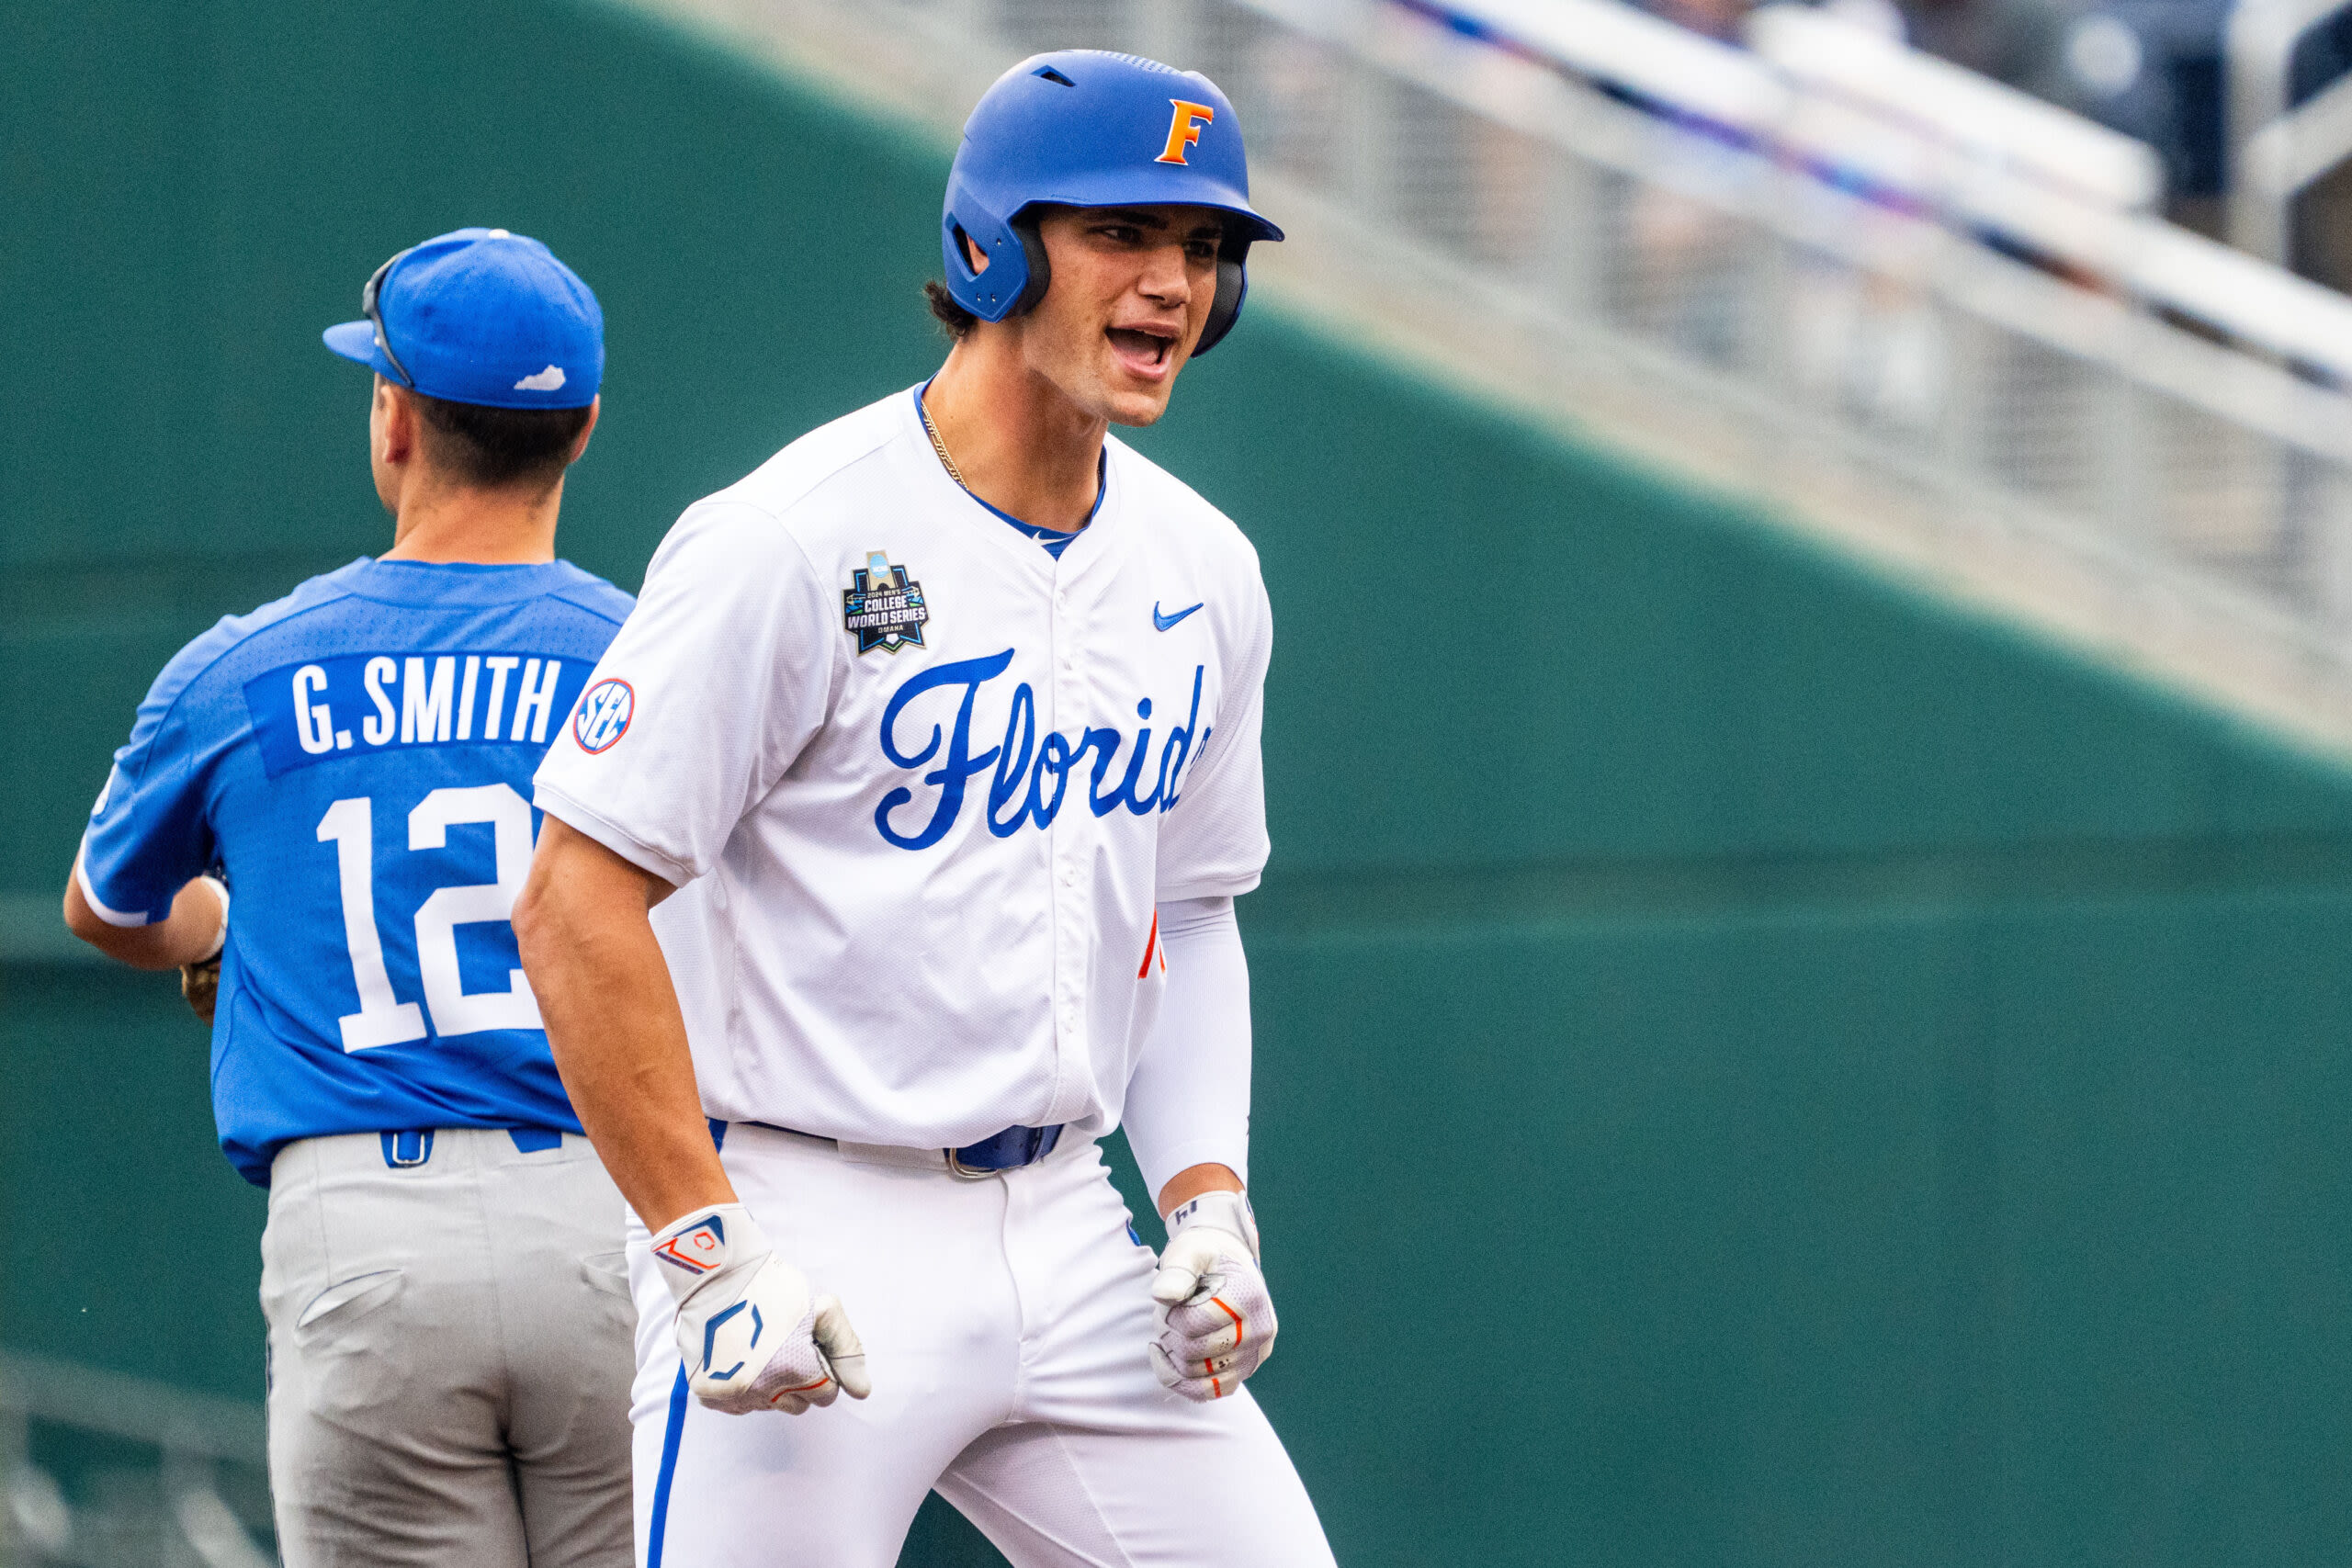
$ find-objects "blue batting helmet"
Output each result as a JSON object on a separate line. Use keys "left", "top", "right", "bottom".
{"left": 941, "top": 50, "right": 1283, "bottom": 356}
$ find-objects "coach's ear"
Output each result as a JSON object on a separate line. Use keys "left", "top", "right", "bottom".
{"left": 370, "top": 377, "right": 421, "bottom": 516}
{"left": 567, "top": 396, "right": 601, "bottom": 468}
{"left": 374, "top": 376, "right": 421, "bottom": 467}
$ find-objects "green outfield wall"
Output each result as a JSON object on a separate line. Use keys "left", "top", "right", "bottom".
{"left": 10, "top": 3, "right": 2352, "bottom": 1565}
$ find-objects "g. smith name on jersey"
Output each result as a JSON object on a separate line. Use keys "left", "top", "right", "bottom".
{"left": 244, "top": 652, "right": 586, "bottom": 778}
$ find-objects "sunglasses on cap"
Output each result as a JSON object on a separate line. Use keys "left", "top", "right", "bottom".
{"left": 361, "top": 247, "right": 418, "bottom": 389}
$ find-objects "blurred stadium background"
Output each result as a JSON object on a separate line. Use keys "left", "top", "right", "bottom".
{"left": 13, "top": 0, "right": 2352, "bottom": 1562}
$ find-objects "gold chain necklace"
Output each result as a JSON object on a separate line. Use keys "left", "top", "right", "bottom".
{"left": 920, "top": 391, "right": 1099, "bottom": 538}
{"left": 918, "top": 395, "right": 969, "bottom": 491}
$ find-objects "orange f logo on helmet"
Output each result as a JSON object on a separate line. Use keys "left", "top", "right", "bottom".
{"left": 1157, "top": 99, "right": 1216, "bottom": 164}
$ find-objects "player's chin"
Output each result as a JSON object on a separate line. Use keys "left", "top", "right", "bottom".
{"left": 1101, "top": 378, "right": 1179, "bottom": 429}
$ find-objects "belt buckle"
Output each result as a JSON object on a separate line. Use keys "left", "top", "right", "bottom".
{"left": 944, "top": 1146, "right": 997, "bottom": 1179}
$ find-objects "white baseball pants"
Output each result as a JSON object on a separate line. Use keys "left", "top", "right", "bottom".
{"left": 628, "top": 1122, "right": 1336, "bottom": 1567}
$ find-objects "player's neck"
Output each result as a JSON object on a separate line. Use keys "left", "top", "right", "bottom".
{"left": 923, "top": 340, "right": 1107, "bottom": 536}
{"left": 380, "top": 473, "right": 564, "bottom": 565}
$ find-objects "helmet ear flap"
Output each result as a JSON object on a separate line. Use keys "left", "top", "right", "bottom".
{"left": 1191, "top": 240, "right": 1251, "bottom": 357}
{"left": 940, "top": 205, "right": 1053, "bottom": 322}
{"left": 1008, "top": 217, "right": 1052, "bottom": 318}
{"left": 944, "top": 218, "right": 985, "bottom": 286}
{"left": 942, "top": 198, "right": 1040, "bottom": 322}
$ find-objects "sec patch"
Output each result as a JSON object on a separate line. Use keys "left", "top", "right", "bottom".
{"left": 573, "top": 678, "right": 635, "bottom": 753}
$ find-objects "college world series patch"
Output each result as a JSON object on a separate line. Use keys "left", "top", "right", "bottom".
{"left": 843, "top": 551, "right": 929, "bottom": 654}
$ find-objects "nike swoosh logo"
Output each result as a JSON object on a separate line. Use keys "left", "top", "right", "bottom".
{"left": 1153, "top": 601, "right": 1204, "bottom": 632}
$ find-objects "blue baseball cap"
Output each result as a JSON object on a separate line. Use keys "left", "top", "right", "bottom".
{"left": 323, "top": 228, "right": 603, "bottom": 410}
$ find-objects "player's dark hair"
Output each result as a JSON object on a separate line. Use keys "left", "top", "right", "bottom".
{"left": 413, "top": 393, "right": 594, "bottom": 491}
{"left": 924, "top": 279, "right": 978, "bottom": 341}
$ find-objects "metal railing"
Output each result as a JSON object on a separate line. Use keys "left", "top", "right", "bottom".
{"left": 2230, "top": 0, "right": 2352, "bottom": 263}
{"left": 1, "top": 1352, "right": 275, "bottom": 1568}
{"left": 650, "top": 0, "right": 2352, "bottom": 742}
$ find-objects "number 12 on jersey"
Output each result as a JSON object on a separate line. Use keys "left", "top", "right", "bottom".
{"left": 316, "top": 784, "right": 543, "bottom": 1051}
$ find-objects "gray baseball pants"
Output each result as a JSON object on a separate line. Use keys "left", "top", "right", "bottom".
{"left": 261, "top": 1127, "right": 635, "bottom": 1567}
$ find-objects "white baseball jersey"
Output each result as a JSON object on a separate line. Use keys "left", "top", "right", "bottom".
{"left": 533, "top": 385, "right": 1272, "bottom": 1152}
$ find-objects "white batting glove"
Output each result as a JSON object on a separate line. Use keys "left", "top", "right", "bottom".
{"left": 1149, "top": 1190, "right": 1277, "bottom": 1402}
{"left": 650, "top": 1203, "right": 871, "bottom": 1416}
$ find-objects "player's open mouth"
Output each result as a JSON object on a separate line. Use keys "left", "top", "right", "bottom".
{"left": 1105, "top": 325, "right": 1177, "bottom": 378}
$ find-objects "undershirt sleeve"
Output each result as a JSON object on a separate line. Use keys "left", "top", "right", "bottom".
{"left": 1121, "top": 895, "right": 1252, "bottom": 1202}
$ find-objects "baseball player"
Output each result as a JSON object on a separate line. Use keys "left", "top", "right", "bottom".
{"left": 515, "top": 51, "right": 1336, "bottom": 1566}
{"left": 62, "top": 229, "right": 639, "bottom": 1567}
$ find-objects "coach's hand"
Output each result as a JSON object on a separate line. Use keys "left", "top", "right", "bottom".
{"left": 1149, "top": 1190, "right": 1276, "bottom": 1402}
{"left": 649, "top": 1203, "right": 871, "bottom": 1416}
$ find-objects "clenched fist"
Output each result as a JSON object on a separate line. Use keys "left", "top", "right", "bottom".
{"left": 1149, "top": 1190, "right": 1277, "bottom": 1402}
{"left": 650, "top": 1203, "right": 871, "bottom": 1416}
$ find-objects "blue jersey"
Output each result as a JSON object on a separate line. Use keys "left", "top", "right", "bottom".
{"left": 77, "top": 558, "right": 632, "bottom": 1185}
